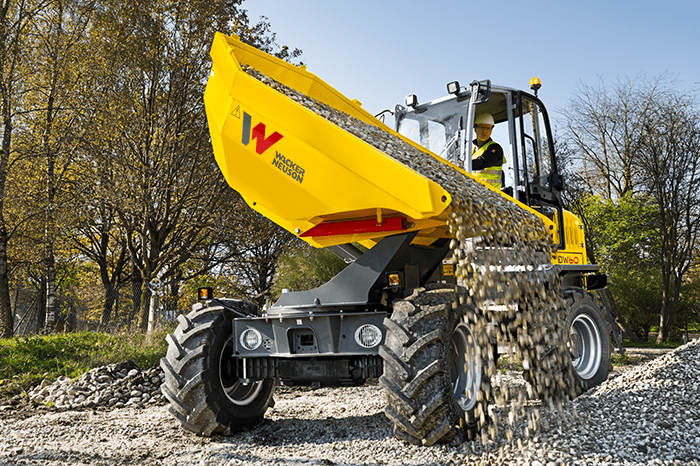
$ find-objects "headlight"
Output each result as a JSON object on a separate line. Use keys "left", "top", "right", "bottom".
{"left": 240, "top": 328, "right": 262, "bottom": 351}
{"left": 355, "top": 324, "right": 382, "bottom": 348}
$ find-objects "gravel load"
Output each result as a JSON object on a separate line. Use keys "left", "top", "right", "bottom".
{"left": 1, "top": 343, "right": 698, "bottom": 465}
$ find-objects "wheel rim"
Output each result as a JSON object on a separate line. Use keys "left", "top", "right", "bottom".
{"left": 570, "top": 313, "right": 602, "bottom": 380}
{"left": 219, "top": 336, "right": 264, "bottom": 406}
{"left": 450, "top": 322, "right": 481, "bottom": 412}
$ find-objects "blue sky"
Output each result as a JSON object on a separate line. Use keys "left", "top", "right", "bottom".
{"left": 242, "top": 0, "right": 699, "bottom": 131}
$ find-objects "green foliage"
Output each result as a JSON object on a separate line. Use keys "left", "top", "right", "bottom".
{"left": 0, "top": 327, "right": 174, "bottom": 398}
{"left": 581, "top": 193, "right": 660, "bottom": 268}
{"left": 577, "top": 193, "right": 663, "bottom": 339}
{"left": 496, "top": 354, "right": 523, "bottom": 372}
{"left": 271, "top": 240, "right": 348, "bottom": 300}
{"left": 609, "top": 272, "right": 661, "bottom": 340}
{"left": 621, "top": 337, "right": 682, "bottom": 349}
{"left": 674, "top": 275, "right": 700, "bottom": 335}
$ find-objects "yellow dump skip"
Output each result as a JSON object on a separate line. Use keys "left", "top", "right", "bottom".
{"left": 204, "top": 33, "right": 452, "bottom": 248}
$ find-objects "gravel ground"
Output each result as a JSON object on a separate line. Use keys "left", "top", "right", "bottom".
{"left": 1, "top": 342, "right": 698, "bottom": 466}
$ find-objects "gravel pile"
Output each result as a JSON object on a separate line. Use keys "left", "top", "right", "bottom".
{"left": 26, "top": 361, "right": 166, "bottom": 410}
{"left": 473, "top": 339, "right": 700, "bottom": 466}
{"left": 1, "top": 342, "right": 698, "bottom": 465}
{"left": 564, "top": 340, "right": 700, "bottom": 464}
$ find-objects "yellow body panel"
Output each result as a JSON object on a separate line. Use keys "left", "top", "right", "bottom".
{"left": 205, "top": 33, "right": 452, "bottom": 248}
{"left": 552, "top": 209, "right": 589, "bottom": 264}
{"left": 205, "top": 33, "right": 589, "bottom": 265}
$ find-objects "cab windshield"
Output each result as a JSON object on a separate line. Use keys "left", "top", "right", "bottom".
{"left": 396, "top": 99, "right": 463, "bottom": 165}
{"left": 394, "top": 87, "right": 559, "bottom": 206}
{"left": 395, "top": 95, "right": 511, "bottom": 186}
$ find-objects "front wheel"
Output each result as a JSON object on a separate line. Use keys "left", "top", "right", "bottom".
{"left": 380, "top": 285, "right": 489, "bottom": 445}
{"left": 160, "top": 303, "right": 277, "bottom": 435}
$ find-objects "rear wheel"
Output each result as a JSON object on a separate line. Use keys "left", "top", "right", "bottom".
{"left": 451, "top": 321, "right": 482, "bottom": 415}
{"left": 567, "top": 288, "right": 611, "bottom": 392}
{"left": 380, "top": 285, "right": 488, "bottom": 445}
{"left": 160, "top": 303, "right": 277, "bottom": 435}
{"left": 524, "top": 288, "right": 610, "bottom": 400}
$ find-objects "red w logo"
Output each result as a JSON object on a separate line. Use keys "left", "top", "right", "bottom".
{"left": 242, "top": 112, "right": 283, "bottom": 155}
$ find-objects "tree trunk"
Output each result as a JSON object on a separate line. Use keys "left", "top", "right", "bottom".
{"left": 657, "top": 274, "right": 682, "bottom": 343}
{"left": 0, "top": 225, "right": 12, "bottom": 338}
{"left": 36, "top": 277, "right": 46, "bottom": 333}
{"left": 44, "top": 246, "right": 57, "bottom": 330}
{"left": 162, "top": 275, "right": 180, "bottom": 314}
{"left": 131, "top": 274, "right": 142, "bottom": 322}
{"left": 0, "top": 0, "right": 13, "bottom": 339}
{"left": 656, "top": 274, "right": 672, "bottom": 343}
{"left": 138, "top": 279, "right": 151, "bottom": 332}
{"left": 100, "top": 284, "right": 118, "bottom": 328}
{"left": 42, "top": 37, "right": 59, "bottom": 333}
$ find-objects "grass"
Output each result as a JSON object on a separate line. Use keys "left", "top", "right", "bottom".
{"left": 621, "top": 337, "right": 684, "bottom": 349}
{"left": 0, "top": 324, "right": 175, "bottom": 400}
{"left": 610, "top": 352, "right": 639, "bottom": 366}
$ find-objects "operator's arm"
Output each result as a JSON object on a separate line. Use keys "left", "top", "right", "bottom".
{"left": 472, "top": 142, "right": 504, "bottom": 170}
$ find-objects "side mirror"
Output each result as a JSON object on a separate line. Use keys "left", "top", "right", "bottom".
{"left": 549, "top": 172, "right": 565, "bottom": 192}
{"left": 469, "top": 80, "right": 491, "bottom": 104}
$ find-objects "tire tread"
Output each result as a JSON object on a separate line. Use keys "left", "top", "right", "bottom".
{"left": 160, "top": 304, "right": 276, "bottom": 436}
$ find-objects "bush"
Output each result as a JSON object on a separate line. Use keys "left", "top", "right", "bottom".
{"left": 271, "top": 241, "right": 348, "bottom": 299}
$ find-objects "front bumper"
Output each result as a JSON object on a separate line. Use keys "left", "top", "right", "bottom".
{"left": 232, "top": 310, "right": 387, "bottom": 387}
{"left": 233, "top": 310, "right": 387, "bottom": 357}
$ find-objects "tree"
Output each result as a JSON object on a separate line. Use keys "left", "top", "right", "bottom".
{"left": 71, "top": 185, "right": 133, "bottom": 327}
{"left": 234, "top": 12, "right": 302, "bottom": 63}
{"left": 271, "top": 240, "right": 347, "bottom": 300}
{"left": 0, "top": 0, "right": 302, "bottom": 335}
{"left": 217, "top": 195, "right": 295, "bottom": 308}
{"left": 561, "top": 74, "right": 675, "bottom": 199}
{"left": 576, "top": 193, "right": 661, "bottom": 340}
{"left": 0, "top": 0, "right": 52, "bottom": 338}
{"left": 20, "top": 0, "right": 97, "bottom": 329}
{"left": 562, "top": 75, "right": 700, "bottom": 342}
{"left": 86, "top": 0, "right": 304, "bottom": 330}
{"left": 636, "top": 93, "right": 700, "bottom": 342}
{"left": 70, "top": 42, "right": 138, "bottom": 328}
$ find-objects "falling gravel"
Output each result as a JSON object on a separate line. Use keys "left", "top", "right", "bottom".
{"left": 240, "top": 64, "right": 573, "bottom": 443}
{"left": 1, "top": 342, "right": 699, "bottom": 465}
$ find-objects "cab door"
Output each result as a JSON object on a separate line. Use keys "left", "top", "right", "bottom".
{"left": 514, "top": 92, "right": 566, "bottom": 248}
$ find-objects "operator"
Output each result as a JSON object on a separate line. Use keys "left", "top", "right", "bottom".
{"left": 471, "top": 113, "right": 506, "bottom": 189}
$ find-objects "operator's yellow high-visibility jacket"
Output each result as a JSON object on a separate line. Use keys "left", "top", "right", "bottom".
{"left": 472, "top": 139, "right": 506, "bottom": 189}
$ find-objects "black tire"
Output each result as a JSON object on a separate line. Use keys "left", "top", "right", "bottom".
{"left": 524, "top": 288, "right": 611, "bottom": 399}
{"left": 160, "top": 303, "right": 277, "bottom": 436}
{"left": 379, "top": 285, "right": 489, "bottom": 445}
{"left": 566, "top": 288, "right": 611, "bottom": 392}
